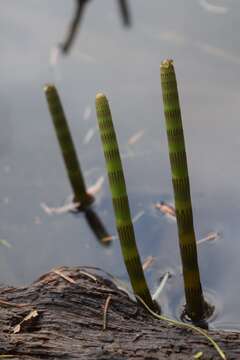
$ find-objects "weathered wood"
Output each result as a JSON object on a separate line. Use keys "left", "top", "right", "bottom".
{"left": 0, "top": 266, "right": 239, "bottom": 359}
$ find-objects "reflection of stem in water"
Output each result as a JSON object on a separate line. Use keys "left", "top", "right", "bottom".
{"left": 61, "top": 0, "right": 91, "bottom": 54}
{"left": 85, "top": 208, "right": 112, "bottom": 246}
{"left": 160, "top": 60, "right": 210, "bottom": 322}
{"left": 118, "top": 0, "right": 131, "bottom": 26}
{"left": 44, "top": 84, "right": 94, "bottom": 209}
{"left": 95, "top": 93, "right": 155, "bottom": 311}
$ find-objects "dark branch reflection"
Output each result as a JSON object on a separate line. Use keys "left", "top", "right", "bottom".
{"left": 60, "top": 0, "right": 91, "bottom": 54}
{"left": 60, "top": 0, "right": 132, "bottom": 55}
{"left": 84, "top": 208, "right": 113, "bottom": 247}
{"left": 118, "top": 0, "right": 131, "bottom": 27}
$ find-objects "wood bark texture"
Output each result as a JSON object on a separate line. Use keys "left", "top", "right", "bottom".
{"left": 0, "top": 266, "right": 239, "bottom": 359}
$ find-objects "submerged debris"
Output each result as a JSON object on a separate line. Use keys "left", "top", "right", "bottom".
{"left": 128, "top": 129, "right": 145, "bottom": 145}
{"left": 155, "top": 201, "right": 176, "bottom": 217}
{"left": 142, "top": 256, "right": 156, "bottom": 271}
{"left": 197, "top": 232, "right": 220, "bottom": 245}
{"left": 0, "top": 239, "right": 12, "bottom": 248}
{"left": 41, "top": 201, "right": 80, "bottom": 215}
{"left": 41, "top": 177, "right": 104, "bottom": 215}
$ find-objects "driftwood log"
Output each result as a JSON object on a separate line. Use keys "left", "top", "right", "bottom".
{"left": 0, "top": 266, "right": 239, "bottom": 359}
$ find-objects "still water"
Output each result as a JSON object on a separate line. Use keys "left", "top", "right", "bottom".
{"left": 1, "top": 0, "right": 240, "bottom": 330}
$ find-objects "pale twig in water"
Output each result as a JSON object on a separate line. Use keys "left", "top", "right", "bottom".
{"left": 128, "top": 129, "right": 145, "bottom": 145}
{"left": 136, "top": 295, "right": 226, "bottom": 360}
{"left": 103, "top": 295, "right": 112, "bottom": 330}
{"left": 155, "top": 201, "right": 176, "bottom": 217}
{"left": 142, "top": 256, "right": 156, "bottom": 271}
{"left": 197, "top": 232, "right": 219, "bottom": 245}
{"left": 87, "top": 176, "right": 104, "bottom": 196}
{"left": 132, "top": 210, "right": 145, "bottom": 224}
{"left": 40, "top": 177, "right": 104, "bottom": 215}
{"left": 0, "top": 239, "right": 12, "bottom": 248}
{"left": 152, "top": 272, "right": 170, "bottom": 301}
{"left": 83, "top": 127, "right": 96, "bottom": 144}
{"left": 41, "top": 202, "right": 80, "bottom": 215}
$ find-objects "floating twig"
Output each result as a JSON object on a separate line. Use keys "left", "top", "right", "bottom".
{"left": 197, "top": 232, "right": 220, "bottom": 245}
{"left": 87, "top": 176, "right": 104, "bottom": 196}
{"left": 142, "top": 256, "right": 156, "bottom": 271}
{"left": 155, "top": 201, "right": 176, "bottom": 217}
{"left": 152, "top": 272, "right": 170, "bottom": 301}
{"left": 132, "top": 210, "right": 145, "bottom": 224}
{"left": 41, "top": 201, "right": 80, "bottom": 215}
{"left": 0, "top": 239, "right": 12, "bottom": 248}
{"left": 128, "top": 129, "right": 145, "bottom": 145}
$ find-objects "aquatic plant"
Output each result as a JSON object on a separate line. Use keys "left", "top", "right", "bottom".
{"left": 95, "top": 93, "right": 155, "bottom": 310}
{"left": 160, "top": 59, "right": 208, "bottom": 322}
{"left": 44, "top": 84, "right": 93, "bottom": 209}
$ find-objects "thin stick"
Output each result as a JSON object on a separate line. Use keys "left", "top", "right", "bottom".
{"left": 103, "top": 295, "right": 112, "bottom": 330}
{"left": 0, "top": 299, "right": 31, "bottom": 308}
{"left": 53, "top": 269, "right": 76, "bottom": 284}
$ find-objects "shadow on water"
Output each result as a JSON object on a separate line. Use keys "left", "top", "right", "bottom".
{"left": 1, "top": 0, "right": 240, "bottom": 330}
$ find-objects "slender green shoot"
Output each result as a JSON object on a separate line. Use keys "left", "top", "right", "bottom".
{"left": 136, "top": 295, "right": 226, "bottom": 360}
{"left": 160, "top": 59, "right": 209, "bottom": 322}
{"left": 44, "top": 84, "right": 93, "bottom": 209}
{"left": 95, "top": 93, "right": 156, "bottom": 311}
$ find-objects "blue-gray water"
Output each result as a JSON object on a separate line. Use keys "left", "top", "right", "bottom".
{"left": 1, "top": 0, "right": 240, "bottom": 330}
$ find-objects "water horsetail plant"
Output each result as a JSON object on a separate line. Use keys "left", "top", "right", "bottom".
{"left": 160, "top": 59, "right": 211, "bottom": 322}
{"left": 95, "top": 93, "right": 156, "bottom": 311}
{"left": 44, "top": 84, "right": 94, "bottom": 210}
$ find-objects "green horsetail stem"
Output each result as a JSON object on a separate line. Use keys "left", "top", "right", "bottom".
{"left": 44, "top": 84, "right": 93, "bottom": 209}
{"left": 160, "top": 60, "right": 209, "bottom": 322}
{"left": 95, "top": 93, "right": 156, "bottom": 311}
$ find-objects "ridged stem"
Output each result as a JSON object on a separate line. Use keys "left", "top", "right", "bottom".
{"left": 95, "top": 93, "right": 155, "bottom": 310}
{"left": 44, "top": 84, "right": 93, "bottom": 209}
{"left": 160, "top": 59, "right": 206, "bottom": 322}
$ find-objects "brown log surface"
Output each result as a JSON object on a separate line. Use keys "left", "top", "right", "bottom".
{"left": 0, "top": 266, "right": 239, "bottom": 359}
